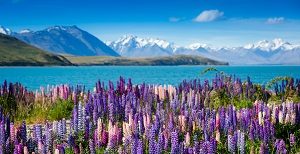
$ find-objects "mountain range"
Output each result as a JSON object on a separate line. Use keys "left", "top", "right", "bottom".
{"left": 107, "top": 35, "right": 300, "bottom": 65}
{"left": 0, "top": 32, "right": 225, "bottom": 66}
{"left": 0, "top": 25, "right": 119, "bottom": 56}
{"left": 1, "top": 25, "right": 300, "bottom": 65}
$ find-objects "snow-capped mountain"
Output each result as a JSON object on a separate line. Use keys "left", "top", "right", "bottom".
{"left": 2, "top": 24, "right": 299, "bottom": 64}
{"left": 244, "top": 38, "right": 297, "bottom": 51}
{"left": 108, "top": 36, "right": 300, "bottom": 64}
{"left": 11, "top": 26, "right": 119, "bottom": 56}
{"left": 19, "top": 29, "right": 33, "bottom": 34}
{"left": 0, "top": 26, "right": 12, "bottom": 35}
{"left": 107, "top": 35, "right": 177, "bottom": 57}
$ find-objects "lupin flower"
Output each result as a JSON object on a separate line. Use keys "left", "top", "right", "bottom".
{"left": 290, "top": 133, "right": 295, "bottom": 146}
{"left": 78, "top": 101, "right": 84, "bottom": 131}
{"left": 27, "top": 137, "right": 37, "bottom": 153}
{"left": 0, "top": 121, "right": 5, "bottom": 150}
{"left": 54, "top": 148, "right": 59, "bottom": 154}
{"left": 101, "top": 130, "right": 108, "bottom": 146}
{"left": 137, "top": 139, "right": 143, "bottom": 154}
{"left": 45, "top": 125, "right": 52, "bottom": 153}
{"left": 259, "top": 143, "right": 265, "bottom": 154}
{"left": 0, "top": 76, "right": 300, "bottom": 153}
{"left": 23, "top": 146, "right": 29, "bottom": 154}
{"left": 89, "top": 139, "right": 96, "bottom": 154}
{"left": 148, "top": 125, "right": 156, "bottom": 154}
{"left": 34, "top": 124, "right": 42, "bottom": 142}
{"left": 62, "top": 118, "right": 67, "bottom": 136}
{"left": 10, "top": 122, "right": 15, "bottom": 142}
{"left": 215, "top": 130, "right": 220, "bottom": 142}
{"left": 68, "top": 134, "right": 75, "bottom": 148}
{"left": 184, "top": 132, "right": 190, "bottom": 147}
{"left": 171, "top": 131, "right": 179, "bottom": 154}
{"left": 279, "top": 111, "right": 283, "bottom": 124}
{"left": 227, "top": 134, "right": 236, "bottom": 153}
{"left": 239, "top": 131, "right": 245, "bottom": 154}
{"left": 20, "top": 121, "right": 27, "bottom": 144}
{"left": 130, "top": 136, "right": 138, "bottom": 154}
{"left": 85, "top": 116, "right": 90, "bottom": 140}
{"left": 276, "top": 139, "right": 287, "bottom": 154}
{"left": 157, "top": 132, "right": 164, "bottom": 154}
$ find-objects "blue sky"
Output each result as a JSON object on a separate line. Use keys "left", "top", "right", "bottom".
{"left": 1, "top": 0, "right": 300, "bottom": 47}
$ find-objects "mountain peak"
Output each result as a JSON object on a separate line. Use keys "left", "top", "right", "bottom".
{"left": 244, "top": 38, "right": 294, "bottom": 51}
{"left": 272, "top": 38, "right": 285, "bottom": 45}
{"left": 12, "top": 25, "right": 119, "bottom": 56}
{"left": 0, "top": 25, "right": 12, "bottom": 35}
{"left": 117, "top": 34, "right": 138, "bottom": 45}
{"left": 187, "top": 43, "right": 209, "bottom": 50}
{"left": 107, "top": 35, "right": 177, "bottom": 57}
{"left": 19, "top": 29, "right": 33, "bottom": 34}
{"left": 45, "top": 25, "right": 80, "bottom": 32}
{"left": 114, "top": 35, "right": 176, "bottom": 49}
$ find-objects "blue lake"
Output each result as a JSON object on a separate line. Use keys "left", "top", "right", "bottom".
{"left": 0, "top": 66, "right": 299, "bottom": 90}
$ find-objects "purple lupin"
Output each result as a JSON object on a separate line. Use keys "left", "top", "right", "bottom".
{"left": 171, "top": 131, "right": 179, "bottom": 154}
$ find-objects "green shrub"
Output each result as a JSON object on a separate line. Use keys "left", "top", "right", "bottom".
{"left": 48, "top": 99, "right": 74, "bottom": 121}
{"left": 233, "top": 97, "right": 253, "bottom": 109}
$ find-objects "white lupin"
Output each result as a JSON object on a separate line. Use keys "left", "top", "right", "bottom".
{"left": 258, "top": 111, "right": 263, "bottom": 125}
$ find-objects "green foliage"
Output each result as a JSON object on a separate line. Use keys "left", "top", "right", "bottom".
{"left": 48, "top": 99, "right": 74, "bottom": 121}
{"left": 232, "top": 97, "right": 253, "bottom": 110}
{"left": 266, "top": 76, "right": 300, "bottom": 103}
{"left": 104, "top": 148, "right": 118, "bottom": 154}
{"left": 210, "top": 89, "right": 231, "bottom": 109}
{"left": 216, "top": 131, "right": 230, "bottom": 153}
{"left": 274, "top": 123, "right": 300, "bottom": 152}
{"left": 266, "top": 76, "right": 291, "bottom": 89}
{"left": 13, "top": 99, "right": 74, "bottom": 125}
{"left": 200, "top": 67, "right": 219, "bottom": 76}
{"left": 65, "top": 148, "right": 74, "bottom": 154}
{"left": 96, "top": 148, "right": 106, "bottom": 154}
{"left": 0, "top": 95, "right": 17, "bottom": 117}
{"left": 23, "top": 104, "right": 48, "bottom": 124}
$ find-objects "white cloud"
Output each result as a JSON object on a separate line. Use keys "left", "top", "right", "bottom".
{"left": 194, "top": 10, "right": 224, "bottom": 22}
{"left": 266, "top": 17, "right": 284, "bottom": 24}
{"left": 169, "top": 17, "right": 182, "bottom": 22}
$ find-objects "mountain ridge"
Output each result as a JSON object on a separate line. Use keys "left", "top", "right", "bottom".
{"left": 108, "top": 35, "right": 300, "bottom": 64}
{"left": 1, "top": 25, "right": 120, "bottom": 56}
{"left": 0, "top": 33, "right": 72, "bottom": 66}
{"left": 1, "top": 25, "right": 299, "bottom": 65}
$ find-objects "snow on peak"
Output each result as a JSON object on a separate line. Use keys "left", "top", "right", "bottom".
{"left": 46, "top": 26, "right": 70, "bottom": 32}
{"left": 244, "top": 38, "right": 295, "bottom": 51}
{"left": 19, "top": 29, "right": 33, "bottom": 34}
{"left": 116, "top": 35, "right": 138, "bottom": 45}
{"left": 111, "top": 35, "right": 177, "bottom": 50}
{"left": 272, "top": 38, "right": 285, "bottom": 46}
{"left": 187, "top": 43, "right": 209, "bottom": 50}
{"left": 44, "top": 25, "right": 82, "bottom": 33}
{"left": 0, "top": 26, "right": 12, "bottom": 35}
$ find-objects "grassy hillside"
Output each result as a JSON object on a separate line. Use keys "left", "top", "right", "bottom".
{"left": 65, "top": 55, "right": 229, "bottom": 66}
{"left": 0, "top": 34, "right": 72, "bottom": 66}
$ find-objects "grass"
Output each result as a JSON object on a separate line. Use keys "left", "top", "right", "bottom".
{"left": 65, "top": 55, "right": 229, "bottom": 66}
{"left": 0, "top": 33, "right": 72, "bottom": 66}
{"left": 14, "top": 99, "right": 74, "bottom": 125}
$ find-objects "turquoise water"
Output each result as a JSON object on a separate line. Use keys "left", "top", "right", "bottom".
{"left": 0, "top": 66, "right": 299, "bottom": 90}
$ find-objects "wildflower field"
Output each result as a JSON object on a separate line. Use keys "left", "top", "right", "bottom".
{"left": 0, "top": 74, "right": 300, "bottom": 154}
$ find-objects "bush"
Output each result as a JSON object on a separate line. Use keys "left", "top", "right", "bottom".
{"left": 48, "top": 99, "right": 74, "bottom": 121}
